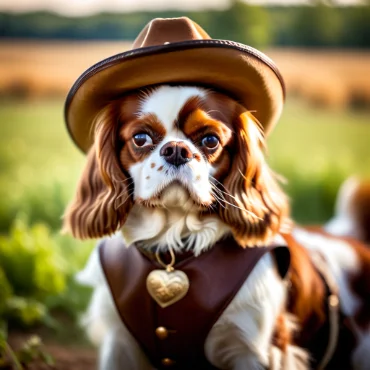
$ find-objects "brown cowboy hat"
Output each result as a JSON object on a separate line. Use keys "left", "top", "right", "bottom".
{"left": 65, "top": 17, "right": 285, "bottom": 152}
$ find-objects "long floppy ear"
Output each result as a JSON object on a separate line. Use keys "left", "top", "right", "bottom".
{"left": 63, "top": 105, "right": 133, "bottom": 239}
{"left": 218, "top": 110, "right": 290, "bottom": 247}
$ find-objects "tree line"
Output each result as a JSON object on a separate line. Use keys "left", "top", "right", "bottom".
{"left": 1, "top": 1, "right": 369, "bottom": 48}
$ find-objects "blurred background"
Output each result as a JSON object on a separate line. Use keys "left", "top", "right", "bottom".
{"left": 0, "top": 0, "right": 369, "bottom": 368}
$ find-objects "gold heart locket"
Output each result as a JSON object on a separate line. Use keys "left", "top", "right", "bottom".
{"left": 146, "top": 247, "right": 189, "bottom": 308}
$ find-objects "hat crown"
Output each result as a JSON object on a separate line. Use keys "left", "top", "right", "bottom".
{"left": 132, "top": 17, "right": 210, "bottom": 49}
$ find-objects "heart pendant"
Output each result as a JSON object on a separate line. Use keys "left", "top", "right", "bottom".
{"left": 146, "top": 269, "right": 189, "bottom": 308}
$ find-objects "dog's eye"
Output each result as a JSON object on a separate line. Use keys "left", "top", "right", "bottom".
{"left": 201, "top": 135, "right": 219, "bottom": 149}
{"left": 133, "top": 133, "right": 153, "bottom": 147}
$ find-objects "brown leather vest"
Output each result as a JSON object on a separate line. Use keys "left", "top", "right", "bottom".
{"left": 99, "top": 236, "right": 290, "bottom": 370}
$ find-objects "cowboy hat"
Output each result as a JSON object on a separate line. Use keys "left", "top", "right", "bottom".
{"left": 65, "top": 17, "right": 285, "bottom": 152}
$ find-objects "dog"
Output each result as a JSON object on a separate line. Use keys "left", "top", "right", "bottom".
{"left": 326, "top": 177, "right": 370, "bottom": 244}
{"left": 64, "top": 85, "right": 370, "bottom": 370}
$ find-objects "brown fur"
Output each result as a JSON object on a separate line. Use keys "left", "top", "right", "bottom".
{"left": 282, "top": 233, "right": 326, "bottom": 344}
{"left": 305, "top": 226, "right": 370, "bottom": 331}
{"left": 63, "top": 103, "right": 134, "bottom": 239}
{"left": 293, "top": 226, "right": 370, "bottom": 368}
{"left": 273, "top": 314, "right": 292, "bottom": 352}
{"left": 218, "top": 105, "right": 290, "bottom": 247}
{"left": 275, "top": 230, "right": 365, "bottom": 368}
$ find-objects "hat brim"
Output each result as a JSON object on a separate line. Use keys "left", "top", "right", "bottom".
{"left": 65, "top": 40, "right": 285, "bottom": 153}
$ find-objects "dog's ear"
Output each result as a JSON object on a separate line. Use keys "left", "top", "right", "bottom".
{"left": 218, "top": 110, "right": 290, "bottom": 247}
{"left": 63, "top": 105, "right": 133, "bottom": 239}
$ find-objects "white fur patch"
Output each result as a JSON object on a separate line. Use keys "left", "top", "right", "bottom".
{"left": 121, "top": 204, "right": 230, "bottom": 256}
{"left": 75, "top": 246, "right": 103, "bottom": 288}
{"left": 139, "top": 85, "right": 206, "bottom": 130}
{"left": 205, "top": 253, "right": 290, "bottom": 368}
{"left": 270, "top": 344, "right": 310, "bottom": 370}
{"left": 324, "top": 177, "right": 361, "bottom": 240}
{"left": 324, "top": 216, "right": 357, "bottom": 239}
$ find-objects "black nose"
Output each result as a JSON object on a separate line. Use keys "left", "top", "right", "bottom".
{"left": 160, "top": 141, "right": 193, "bottom": 166}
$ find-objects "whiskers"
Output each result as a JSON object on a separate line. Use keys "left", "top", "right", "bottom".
{"left": 113, "top": 178, "right": 135, "bottom": 210}
{"left": 114, "top": 190, "right": 135, "bottom": 210}
{"left": 209, "top": 176, "right": 261, "bottom": 221}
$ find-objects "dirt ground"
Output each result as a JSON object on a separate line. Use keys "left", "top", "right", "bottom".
{"left": 7, "top": 332, "right": 97, "bottom": 370}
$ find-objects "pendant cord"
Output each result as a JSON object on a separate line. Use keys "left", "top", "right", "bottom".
{"left": 155, "top": 246, "right": 175, "bottom": 272}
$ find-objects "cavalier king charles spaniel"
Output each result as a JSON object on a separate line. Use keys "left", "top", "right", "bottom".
{"left": 64, "top": 85, "right": 370, "bottom": 370}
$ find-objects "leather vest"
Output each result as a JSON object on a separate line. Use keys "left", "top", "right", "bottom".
{"left": 99, "top": 235, "right": 290, "bottom": 370}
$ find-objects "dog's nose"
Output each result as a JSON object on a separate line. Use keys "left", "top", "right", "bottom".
{"left": 160, "top": 141, "right": 193, "bottom": 166}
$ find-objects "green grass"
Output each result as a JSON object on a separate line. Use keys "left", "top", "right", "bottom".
{"left": 0, "top": 99, "right": 85, "bottom": 231}
{"left": 0, "top": 97, "right": 369, "bottom": 230}
{"left": 269, "top": 98, "right": 370, "bottom": 175}
{"left": 0, "top": 100, "right": 91, "bottom": 339}
{"left": 268, "top": 99, "right": 370, "bottom": 222}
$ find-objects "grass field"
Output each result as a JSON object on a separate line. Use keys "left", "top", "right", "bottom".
{"left": 0, "top": 97, "right": 369, "bottom": 231}
{"left": 267, "top": 49, "right": 370, "bottom": 109}
{"left": 268, "top": 98, "right": 370, "bottom": 222}
{"left": 0, "top": 99, "right": 85, "bottom": 232}
{"left": 0, "top": 41, "right": 369, "bottom": 366}
{"left": 0, "top": 50, "right": 369, "bottom": 348}
{"left": 0, "top": 43, "right": 369, "bottom": 300}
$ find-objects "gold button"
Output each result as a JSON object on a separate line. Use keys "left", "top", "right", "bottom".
{"left": 155, "top": 326, "right": 168, "bottom": 340}
{"left": 161, "top": 358, "right": 175, "bottom": 366}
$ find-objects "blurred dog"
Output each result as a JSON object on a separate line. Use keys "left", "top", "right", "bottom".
{"left": 64, "top": 85, "right": 370, "bottom": 370}
{"left": 326, "top": 177, "right": 370, "bottom": 244}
